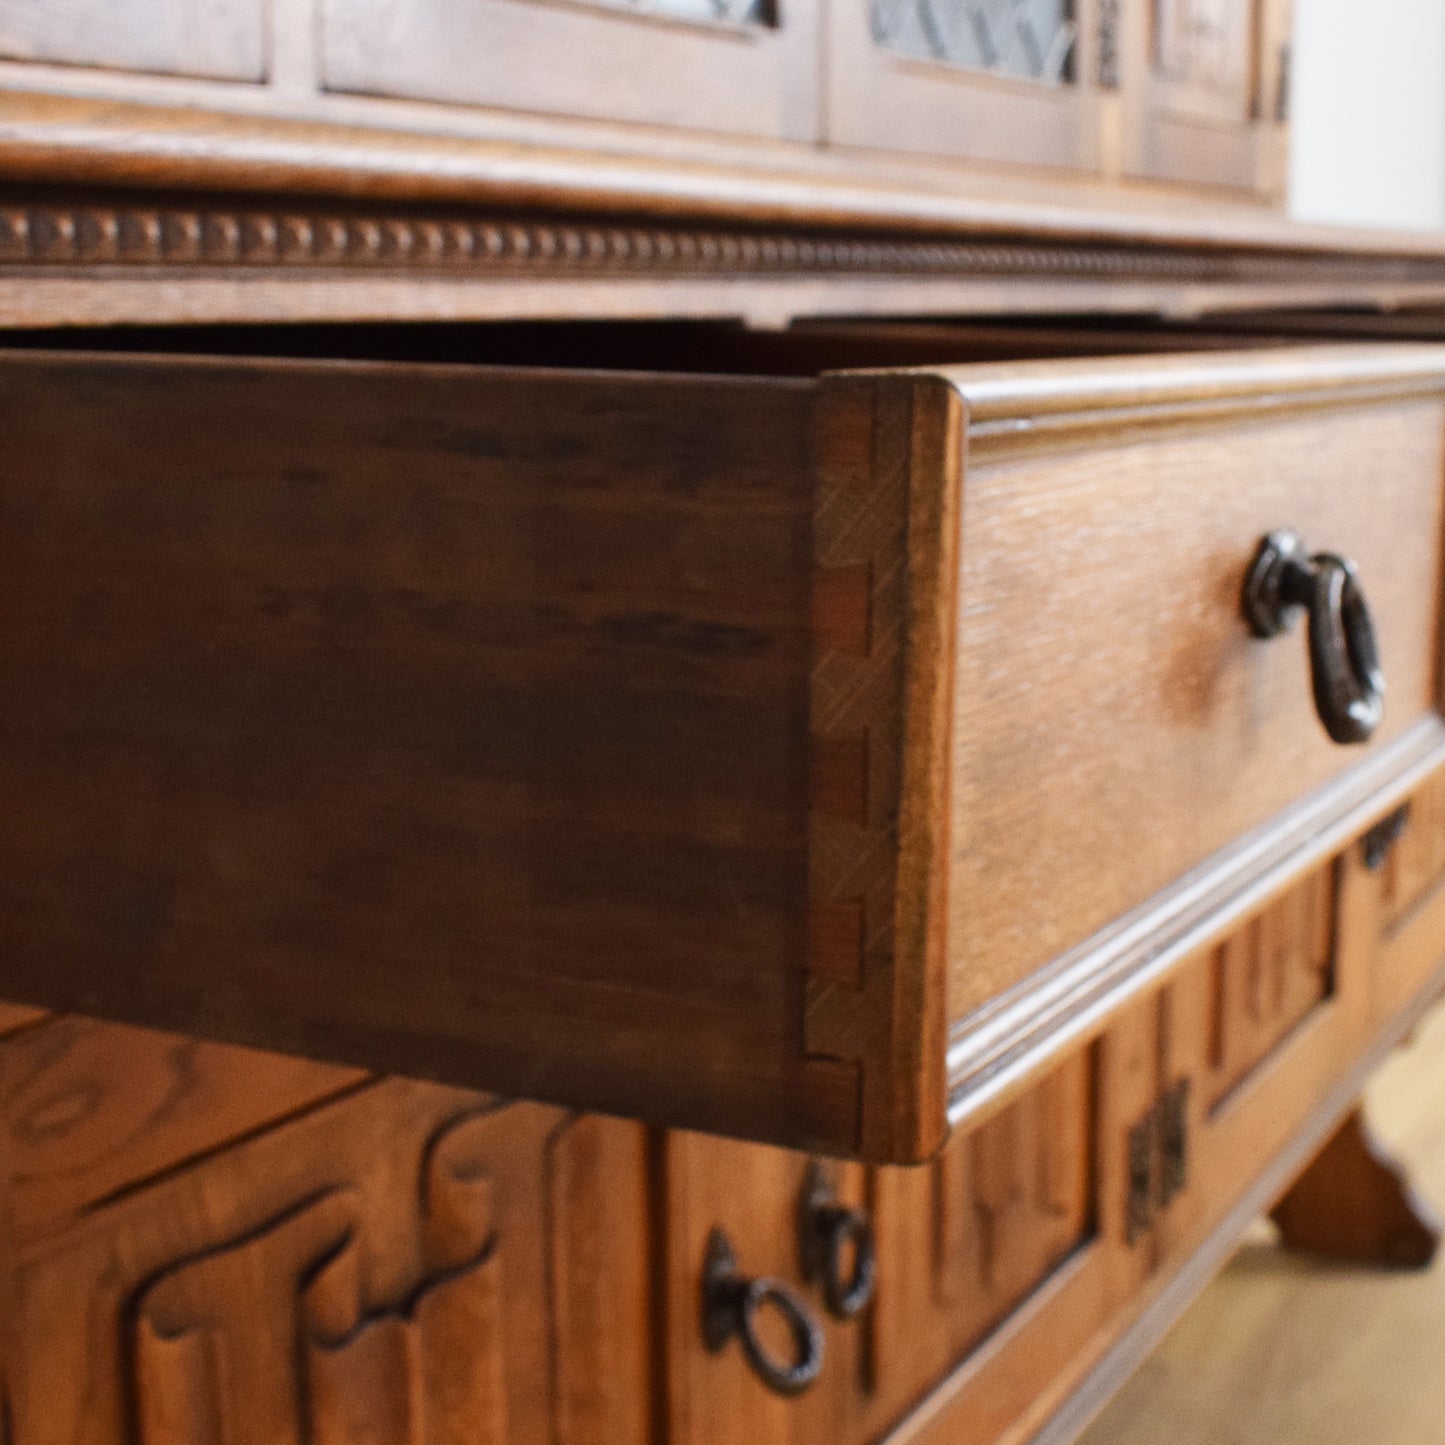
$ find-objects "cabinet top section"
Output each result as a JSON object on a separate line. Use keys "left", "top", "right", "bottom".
{"left": 0, "top": 0, "right": 1442, "bottom": 327}
{"left": 7, "top": 88, "right": 1445, "bottom": 332}
{"left": 0, "top": 0, "right": 1433, "bottom": 325}
{"left": 0, "top": 87, "right": 1420, "bottom": 259}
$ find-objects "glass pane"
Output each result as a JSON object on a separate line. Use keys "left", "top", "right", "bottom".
{"left": 872, "top": 0, "right": 1076, "bottom": 82}
{"left": 594, "top": 0, "right": 774, "bottom": 24}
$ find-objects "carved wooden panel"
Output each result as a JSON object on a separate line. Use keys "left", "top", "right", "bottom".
{"left": 869, "top": 1048, "right": 1095, "bottom": 1422}
{"left": 663, "top": 1045, "right": 1096, "bottom": 1445}
{"left": 1199, "top": 862, "right": 1336, "bottom": 1110}
{"left": 0, "top": 1017, "right": 650, "bottom": 1445}
{"left": 1378, "top": 769, "right": 1445, "bottom": 931}
{"left": 665, "top": 1132, "right": 873, "bottom": 1444}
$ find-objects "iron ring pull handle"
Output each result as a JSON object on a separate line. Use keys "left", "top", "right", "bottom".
{"left": 799, "top": 1165, "right": 876, "bottom": 1321}
{"left": 702, "top": 1229, "right": 824, "bottom": 1397}
{"left": 1243, "top": 530, "right": 1385, "bottom": 746}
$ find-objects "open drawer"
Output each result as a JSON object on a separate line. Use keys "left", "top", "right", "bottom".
{"left": 3, "top": 326, "right": 1445, "bottom": 1162}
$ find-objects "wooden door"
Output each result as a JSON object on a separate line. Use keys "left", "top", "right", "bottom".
{"left": 824, "top": 0, "right": 1104, "bottom": 169}
{"left": 662, "top": 1029, "right": 1161, "bottom": 1445}
{"left": 1364, "top": 767, "right": 1445, "bottom": 1026}
{"left": 1148, "top": 838, "right": 1381, "bottom": 1274}
{"left": 1121, "top": 0, "right": 1291, "bottom": 194}
{"left": 319, "top": 0, "right": 820, "bottom": 141}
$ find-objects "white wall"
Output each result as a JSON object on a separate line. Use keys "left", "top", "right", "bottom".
{"left": 1289, "top": 0, "right": 1445, "bottom": 230}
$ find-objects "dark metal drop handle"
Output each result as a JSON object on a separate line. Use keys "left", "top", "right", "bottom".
{"left": 702, "top": 1229, "right": 824, "bottom": 1397}
{"left": 799, "top": 1165, "right": 876, "bottom": 1320}
{"left": 1242, "top": 530, "right": 1385, "bottom": 745}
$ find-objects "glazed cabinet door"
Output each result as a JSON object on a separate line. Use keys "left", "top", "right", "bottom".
{"left": 320, "top": 0, "right": 819, "bottom": 141}
{"left": 825, "top": 0, "right": 1104, "bottom": 169}
{"left": 1122, "top": 0, "right": 1291, "bottom": 194}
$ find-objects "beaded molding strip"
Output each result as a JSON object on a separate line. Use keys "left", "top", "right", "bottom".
{"left": 0, "top": 197, "right": 1440, "bottom": 286}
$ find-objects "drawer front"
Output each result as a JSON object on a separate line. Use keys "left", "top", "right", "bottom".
{"left": 0, "top": 0, "right": 265, "bottom": 80}
{"left": 934, "top": 347, "right": 1445, "bottom": 1123}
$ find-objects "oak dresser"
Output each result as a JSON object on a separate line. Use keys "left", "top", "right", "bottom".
{"left": 6, "top": 2, "right": 1445, "bottom": 1441}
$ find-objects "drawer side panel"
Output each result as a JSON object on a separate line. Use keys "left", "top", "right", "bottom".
{"left": 0, "top": 352, "right": 842, "bottom": 1149}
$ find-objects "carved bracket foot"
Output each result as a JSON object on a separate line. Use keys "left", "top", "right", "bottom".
{"left": 1270, "top": 1108, "right": 1441, "bottom": 1270}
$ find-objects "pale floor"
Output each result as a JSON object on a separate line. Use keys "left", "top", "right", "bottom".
{"left": 1081, "top": 1001, "right": 1445, "bottom": 1445}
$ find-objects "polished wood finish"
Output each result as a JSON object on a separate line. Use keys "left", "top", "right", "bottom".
{"left": 6, "top": 774, "right": 1445, "bottom": 1445}
{"left": 904, "top": 789, "right": 1445, "bottom": 1444}
{"left": 937, "top": 345, "right": 1445, "bottom": 1118}
{"left": 0, "top": 349, "right": 842, "bottom": 1152}
{"left": 6, "top": 339, "right": 1445, "bottom": 1162}
{"left": 0, "top": 0, "right": 1440, "bottom": 338}
{"left": 1202, "top": 864, "right": 1335, "bottom": 1109}
{"left": 1359, "top": 760, "right": 1445, "bottom": 1028}
{"left": 1083, "top": 1002, "right": 1445, "bottom": 1445}
{"left": 1270, "top": 1108, "right": 1442, "bottom": 1268}
{"left": 0, "top": 0, "right": 1285, "bottom": 224}
{"left": 4, "top": 0, "right": 1445, "bottom": 1437}
{"left": 8, "top": 189, "right": 1445, "bottom": 331}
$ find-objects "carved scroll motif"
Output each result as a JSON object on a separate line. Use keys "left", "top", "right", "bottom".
{"left": 0, "top": 1000, "right": 651, "bottom": 1445}
{"left": 302, "top": 1108, "right": 511, "bottom": 1445}
{"left": 130, "top": 1107, "right": 518, "bottom": 1445}
{"left": 133, "top": 1193, "right": 357, "bottom": 1445}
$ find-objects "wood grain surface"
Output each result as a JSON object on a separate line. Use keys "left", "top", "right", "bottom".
{"left": 942, "top": 349, "right": 1445, "bottom": 1030}
{"left": 1080, "top": 1002, "right": 1445, "bottom": 1445}
{"left": 4, "top": 777, "right": 1445, "bottom": 1445}
{"left": 5, "top": 338, "right": 1445, "bottom": 1163}
{"left": 0, "top": 348, "right": 851, "bottom": 1149}
{"left": 0, "top": 1016, "right": 652, "bottom": 1444}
